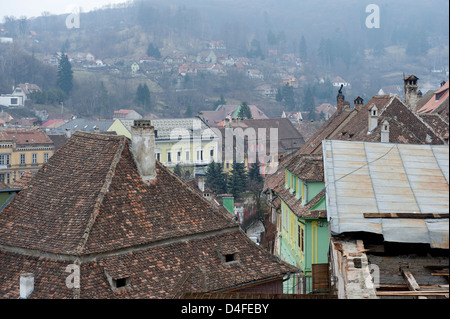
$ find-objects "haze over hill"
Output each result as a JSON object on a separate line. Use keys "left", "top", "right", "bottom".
{"left": 0, "top": 0, "right": 448, "bottom": 119}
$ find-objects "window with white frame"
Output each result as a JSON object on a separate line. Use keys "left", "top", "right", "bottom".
{"left": 185, "top": 150, "right": 190, "bottom": 162}
{"left": 44, "top": 153, "right": 49, "bottom": 163}
{"left": 20, "top": 154, "right": 26, "bottom": 165}
{"left": 196, "top": 149, "right": 203, "bottom": 161}
{"left": 0, "top": 154, "right": 10, "bottom": 166}
{"left": 0, "top": 173, "right": 11, "bottom": 184}
{"left": 32, "top": 153, "right": 38, "bottom": 164}
{"left": 167, "top": 151, "right": 172, "bottom": 163}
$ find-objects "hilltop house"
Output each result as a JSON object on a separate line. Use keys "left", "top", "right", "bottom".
{"left": 247, "top": 69, "right": 264, "bottom": 80}
{"left": 0, "top": 83, "right": 41, "bottom": 107}
{"left": 0, "top": 121, "right": 296, "bottom": 298}
{"left": 255, "top": 84, "right": 277, "bottom": 98}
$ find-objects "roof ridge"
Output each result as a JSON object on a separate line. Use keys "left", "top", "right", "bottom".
{"left": 74, "top": 136, "right": 128, "bottom": 256}
{"left": 72, "top": 131, "right": 123, "bottom": 141}
{"left": 377, "top": 94, "right": 397, "bottom": 116}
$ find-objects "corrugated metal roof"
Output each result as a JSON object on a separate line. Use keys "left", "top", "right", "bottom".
{"left": 323, "top": 140, "right": 449, "bottom": 249}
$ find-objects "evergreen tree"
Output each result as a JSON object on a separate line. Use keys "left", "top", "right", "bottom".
{"left": 275, "top": 88, "right": 283, "bottom": 102}
{"left": 248, "top": 159, "right": 264, "bottom": 210}
{"left": 98, "top": 81, "right": 110, "bottom": 118}
{"left": 205, "top": 161, "right": 226, "bottom": 195}
{"left": 146, "top": 42, "right": 161, "bottom": 59}
{"left": 227, "top": 161, "right": 248, "bottom": 198}
{"left": 237, "top": 102, "right": 252, "bottom": 119}
{"left": 213, "top": 162, "right": 227, "bottom": 194}
{"left": 303, "top": 86, "right": 316, "bottom": 120}
{"left": 282, "top": 84, "right": 295, "bottom": 110}
{"left": 56, "top": 54, "right": 73, "bottom": 96}
{"left": 135, "top": 83, "right": 151, "bottom": 110}
{"left": 248, "top": 159, "right": 263, "bottom": 184}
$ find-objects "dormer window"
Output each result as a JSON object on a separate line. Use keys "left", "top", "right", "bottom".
{"left": 225, "top": 253, "right": 237, "bottom": 263}
{"left": 114, "top": 278, "right": 128, "bottom": 288}
{"left": 219, "top": 250, "right": 240, "bottom": 265}
{"left": 112, "top": 277, "right": 130, "bottom": 289}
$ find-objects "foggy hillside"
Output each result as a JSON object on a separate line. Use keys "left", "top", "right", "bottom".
{"left": 1, "top": 0, "right": 448, "bottom": 118}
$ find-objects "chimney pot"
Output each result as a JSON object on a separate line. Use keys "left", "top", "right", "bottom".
{"left": 368, "top": 105, "right": 379, "bottom": 132}
{"left": 20, "top": 273, "right": 34, "bottom": 299}
{"left": 381, "top": 120, "right": 389, "bottom": 143}
{"left": 336, "top": 85, "right": 346, "bottom": 113}
{"left": 354, "top": 96, "right": 364, "bottom": 111}
{"left": 131, "top": 120, "right": 157, "bottom": 182}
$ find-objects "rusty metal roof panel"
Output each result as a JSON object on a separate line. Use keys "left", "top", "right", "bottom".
{"left": 426, "top": 219, "right": 450, "bottom": 249}
{"left": 382, "top": 219, "right": 430, "bottom": 244}
{"left": 323, "top": 140, "right": 449, "bottom": 248}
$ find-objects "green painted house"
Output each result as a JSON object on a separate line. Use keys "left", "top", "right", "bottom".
{"left": 265, "top": 154, "right": 329, "bottom": 293}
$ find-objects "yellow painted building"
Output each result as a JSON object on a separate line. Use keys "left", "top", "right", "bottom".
{"left": 0, "top": 128, "right": 54, "bottom": 185}
{"left": 108, "top": 118, "right": 219, "bottom": 176}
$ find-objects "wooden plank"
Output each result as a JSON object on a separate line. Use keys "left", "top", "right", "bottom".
{"left": 364, "top": 213, "right": 449, "bottom": 219}
{"left": 312, "top": 263, "right": 330, "bottom": 292}
{"left": 401, "top": 268, "right": 421, "bottom": 291}
{"left": 401, "top": 267, "right": 426, "bottom": 299}
{"left": 376, "top": 291, "right": 450, "bottom": 297}
{"left": 378, "top": 284, "right": 449, "bottom": 291}
{"left": 432, "top": 273, "right": 449, "bottom": 276}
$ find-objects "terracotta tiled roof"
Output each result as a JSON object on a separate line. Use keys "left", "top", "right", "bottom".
{"left": 434, "top": 96, "right": 449, "bottom": 122}
{"left": 41, "top": 119, "right": 66, "bottom": 129}
{"left": 0, "top": 128, "right": 54, "bottom": 145}
{"left": 12, "top": 171, "right": 34, "bottom": 190}
{"left": 264, "top": 166, "right": 326, "bottom": 219}
{"left": 297, "top": 95, "right": 444, "bottom": 156}
{"left": 418, "top": 81, "right": 449, "bottom": 114}
{"left": 281, "top": 154, "right": 323, "bottom": 181}
{"left": 417, "top": 113, "right": 449, "bottom": 141}
{"left": 0, "top": 131, "right": 296, "bottom": 298}
{"left": 297, "top": 106, "right": 356, "bottom": 155}
{"left": 17, "top": 83, "right": 41, "bottom": 95}
{"left": 265, "top": 94, "right": 446, "bottom": 222}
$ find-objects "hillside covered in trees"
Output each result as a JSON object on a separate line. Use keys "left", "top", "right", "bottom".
{"left": 0, "top": 0, "right": 448, "bottom": 119}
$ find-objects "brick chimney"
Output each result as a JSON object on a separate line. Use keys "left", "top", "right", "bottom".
{"left": 354, "top": 96, "right": 364, "bottom": 111}
{"left": 337, "top": 86, "right": 345, "bottom": 113}
{"left": 403, "top": 74, "right": 420, "bottom": 112}
{"left": 131, "top": 120, "right": 157, "bottom": 182}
